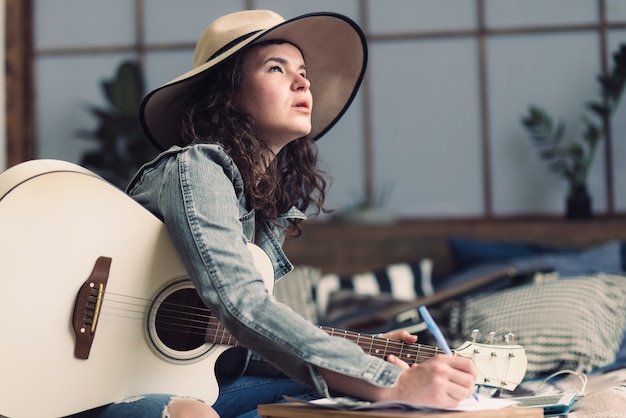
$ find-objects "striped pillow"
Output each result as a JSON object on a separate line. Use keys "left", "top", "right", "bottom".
{"left": 460, "top": 273, "right": 626, "bottom": 378}
{"left": 313, "top": 259, "right": 434, "bottom": 318}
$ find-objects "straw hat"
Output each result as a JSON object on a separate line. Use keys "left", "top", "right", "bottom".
{"left": 140, "top": 9, "right": 368, "bottom": 150}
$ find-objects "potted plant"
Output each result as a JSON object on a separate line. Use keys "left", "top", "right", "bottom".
{"left": 521, "top": 43, "right": 625, "bottom": 219}
{"left": 332, "top": 184, "right": 396, "bottom": 225}
{"left": 76, "top": 60, "right": 157, "bottom": 189}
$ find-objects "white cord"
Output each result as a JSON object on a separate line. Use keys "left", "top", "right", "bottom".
{"left": 534, "top": 369, "right": 588, "bottom": 397}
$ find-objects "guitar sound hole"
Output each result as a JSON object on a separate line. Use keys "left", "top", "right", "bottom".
{"left": 154, "top": 288, "right": 208, "bottom": 351}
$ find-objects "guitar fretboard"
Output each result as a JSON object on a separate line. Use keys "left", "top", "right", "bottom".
{"left": 322, "top": 326, "right": 442, "bottom": 364}
{"left": 204, "top": 318, "right": 442, "bottom": 364}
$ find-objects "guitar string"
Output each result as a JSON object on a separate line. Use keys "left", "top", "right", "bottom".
{"left": 80, "top": 292, "right": 523, "bottom": 388}
{"left": 94, "top": 291, "right": 445, "bottom": 362}
{"left": 99, "top": 291, "right": 441, "bottom": 361}
{"left": 99, "top": 291, "right": 443, "bottom": 361}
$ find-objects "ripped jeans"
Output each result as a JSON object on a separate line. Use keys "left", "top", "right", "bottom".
{"left": 67, "top": 394, "right": 179, "bottom": 418}
{"left": 67, "top": 376, "right": 318, "bottom": 418}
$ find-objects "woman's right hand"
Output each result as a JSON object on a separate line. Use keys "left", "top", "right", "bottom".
{"left": 385, "top": 353, "right": 477, "bottom": 408}
{"left": 320, "top": 352, "right": 477, "bottom": 409}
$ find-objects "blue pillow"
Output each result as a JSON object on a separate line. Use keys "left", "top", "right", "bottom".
{"left": 616, "top": 328, "right": 626, "bottom": 364}
{"left": 438, "top": 240, "right": 624, "bottom": 292}
{"left": 448, "top": 236, "right": 574, "bottom": 271}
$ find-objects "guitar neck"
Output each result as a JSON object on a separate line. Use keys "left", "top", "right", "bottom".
{"left": 205, "top": 320, "right": 442, "bottom": 364}
{"left": 321, "top": 326, "right": 441, "bottom": 364}
{"left": 203, "top": 306, "right": 527, "bottom": 391}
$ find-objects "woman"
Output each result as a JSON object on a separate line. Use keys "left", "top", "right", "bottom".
{"left": 78, "top": 9, "right": 477, "bottom": 418}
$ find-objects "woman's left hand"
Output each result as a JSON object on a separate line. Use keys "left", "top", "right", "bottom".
{"left": 379, "top": 330, "right": 418, "bottom": 369}
{"left": 379, "top": 330, "right": 417, "bottom": 344}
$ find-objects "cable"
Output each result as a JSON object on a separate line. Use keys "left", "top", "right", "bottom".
{"left": 534, "top": 369, "right": 588, "bottom": 397}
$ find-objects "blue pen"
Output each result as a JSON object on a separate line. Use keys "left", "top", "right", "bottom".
{"left": 418, "top": 305, "right": 479, "bottom": 402}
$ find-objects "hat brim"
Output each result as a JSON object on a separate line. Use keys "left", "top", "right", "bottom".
{"left": 140, "top": 12, "right": 368, "bottom": 151}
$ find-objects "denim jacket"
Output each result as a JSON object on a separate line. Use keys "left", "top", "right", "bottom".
{"left": 126, "top": 143, "right": 402, "bottom": 397}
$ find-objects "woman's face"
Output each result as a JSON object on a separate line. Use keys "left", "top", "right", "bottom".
{"left": 234, "top": 42, "right": 312, "bottom": 153}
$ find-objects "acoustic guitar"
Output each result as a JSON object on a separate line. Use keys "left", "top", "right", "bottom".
{"left": 0, "top": 160, "right": 527, "bottom": 418}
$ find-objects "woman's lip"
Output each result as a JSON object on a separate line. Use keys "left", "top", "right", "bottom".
{"left": 293, "top": 101, "right": 311, "bottom": 113}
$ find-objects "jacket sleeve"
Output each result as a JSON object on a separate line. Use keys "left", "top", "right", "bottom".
{"left": 129, "top": 145, "right": 403, "bottom": 397}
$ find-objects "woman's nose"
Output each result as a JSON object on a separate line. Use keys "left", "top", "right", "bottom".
{"left": 293, "top": 75, "right": 310, "bottom": 91}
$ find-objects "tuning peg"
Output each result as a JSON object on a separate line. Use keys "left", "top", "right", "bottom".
{"left": 485, "top": 331, "right": 496, "bottom": 344}
{"left": 470, "top": 329, "right": 481, "bottom": 342}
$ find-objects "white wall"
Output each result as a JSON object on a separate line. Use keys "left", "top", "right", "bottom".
{"left": 31, "top": 0, "right": 626, "bottom": 218}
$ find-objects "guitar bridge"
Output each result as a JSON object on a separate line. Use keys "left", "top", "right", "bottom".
{"left": 71, "top": 256, "right": 112, "bottom": 359}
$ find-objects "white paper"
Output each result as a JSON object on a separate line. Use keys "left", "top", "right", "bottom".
{"left": 306, "top": 394, "right": 517, "bottom": 412}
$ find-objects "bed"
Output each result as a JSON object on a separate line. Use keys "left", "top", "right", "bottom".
{"left": 275, "top": 217, "right": 626, "bottom": 417}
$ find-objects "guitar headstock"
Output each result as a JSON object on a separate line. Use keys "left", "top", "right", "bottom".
{"left": 454, "top": 332, "right": 527, "bottom": 391}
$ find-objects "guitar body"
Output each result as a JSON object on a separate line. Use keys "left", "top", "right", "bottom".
{"left": 0, "top": 160, "right": 272, "bottom": 418}
{"left": 0, "top": 160, "right": 528, "bottom": 418}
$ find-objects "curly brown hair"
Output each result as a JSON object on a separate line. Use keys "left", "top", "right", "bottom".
{"left": 177, "top": 41, "right": 330, "bottom": 236}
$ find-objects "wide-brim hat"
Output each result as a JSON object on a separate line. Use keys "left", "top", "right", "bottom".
{"left": 140, "top": 9, "right": 368, "bottom": 151}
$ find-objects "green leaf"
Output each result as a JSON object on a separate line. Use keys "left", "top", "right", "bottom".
{"left": 76, "top": 60, "right": 156, "bottom": 189}
{"left": 585, "top": 101, "right": 610, "bottom": 118}
{"left": 520, "top": 43, "right": 626, "bottom": 190}
{"left": 108, "top": 61, "right": 145, "bottom": 114}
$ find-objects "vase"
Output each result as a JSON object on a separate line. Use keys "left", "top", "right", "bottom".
{"left": 566, "top": 184, "right": 592, "bottom": 220}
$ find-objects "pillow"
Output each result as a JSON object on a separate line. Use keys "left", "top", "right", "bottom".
{"left": 615, "top": 331, "right": 626, "bottom": 364}
{"left": 436, "top": 240, "right": 625, "bottom": 292}
{"left": 458, "top": 273, "right": 626, "bottom": 379}
{"left": 273, "top": 265, "right": 322, "bottom": 324}
{"left": 448, "top": 236, "right": 572, "bottom": 271}
{"left": 312, "top": 259, "right": 434, "bottom": 319}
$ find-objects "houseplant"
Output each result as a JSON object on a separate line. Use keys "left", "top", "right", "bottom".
{"left": 521, "top": 43, "right": 625, "bottom": 219}
{"left": 76, "top": 60, "right": 157, "bottom": 189}
{"left": 332, "top": 183, "right": 396, "bottom": 224}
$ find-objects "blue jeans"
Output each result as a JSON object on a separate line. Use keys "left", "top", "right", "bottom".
{"left": 66, "top": 394, "right": 179, "bottom": 418}
{"left": 69, "top": 377, "right": 318, "bottom": 418}
{"left": 213, "top": 376, "right": 319, "bottom": 418}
